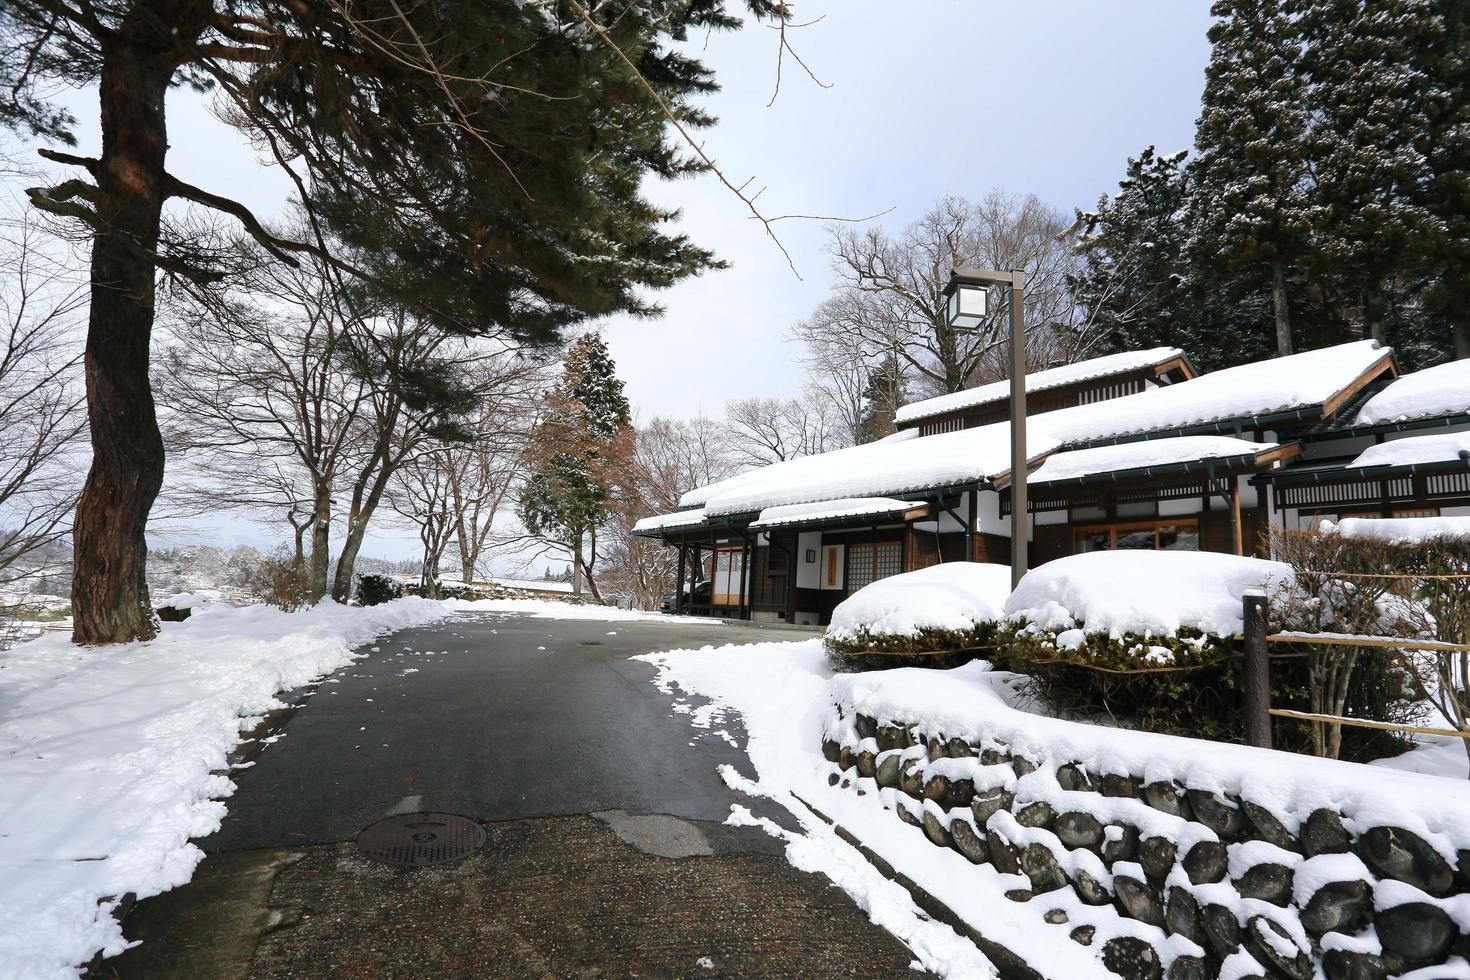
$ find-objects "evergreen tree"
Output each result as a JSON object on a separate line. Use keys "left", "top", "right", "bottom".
{"left": 1187, "top": 0, "right": 1313, "bottom": 357}
{"left": 0, "top": 0, "right": 784, "bottom": 643}
{"left": 855, "top": 353, "right": 906, "bottom": 444}
{"left": 1294, "top": 0, "right": 1439, "bottom": 345}
{"left": 1071, "top": 147, "right": 1196, "bottom": 355}
{"left": 518, "top": 333, "right": 632, "bottom": 600}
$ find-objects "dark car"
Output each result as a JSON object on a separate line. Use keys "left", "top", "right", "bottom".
{"left": 660, "top": 580, "right": 712, "bottom": 614}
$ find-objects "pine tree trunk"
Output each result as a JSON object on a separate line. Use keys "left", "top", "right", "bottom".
{"left": 1364, "top": 286, "right": 1389, "bottom": 344}
{"left": 1454, "top": 320, "right": 1469, "bottom": 361}
{"left": 571, "top": 530, "right": 583, "bottom": 596}
{"left": 1270, "top": 261, "right": 1294, "bottom": 357}
{"left": 71, "top": 45, "right": 174, "bottom": 644}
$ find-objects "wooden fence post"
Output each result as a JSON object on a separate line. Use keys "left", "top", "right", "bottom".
{"left": 1242, "top": 589, "right": 1272, "bottom": 749}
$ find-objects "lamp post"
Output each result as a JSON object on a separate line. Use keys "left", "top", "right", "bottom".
{"left": 942, "top": 268, "right": 1028, "bottom": 588}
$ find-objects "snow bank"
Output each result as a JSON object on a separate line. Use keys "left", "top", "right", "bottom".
{"left": 895, "top": 347, "right": 1184, "bottom": 426}
{"left": 827, "top": 563, "right": 1011, "bottom": 644}
{"left": 1028, "top": 435, "right": 1274, "bottom": 485}
{"left": 1333, "top": 515, "right": 1470, "bottom": 544}
{"left": 1356, "top": 359, "right": 1470, "bottom": 426}
{"left": 0, "top": 597, "right": 452, "bottom": 980}
{"left": 440, "top": 597, "right": 721, "bottom": 623}
{"left": 1350, "top": 431, "right": 1470, "bottom": 469}
{"left": 1004, "top": 551, "right": 1291, "bottom": 639}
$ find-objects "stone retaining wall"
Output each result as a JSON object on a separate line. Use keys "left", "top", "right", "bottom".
{"left": 822, "top": 708, "right": 1470, "bottom": 980}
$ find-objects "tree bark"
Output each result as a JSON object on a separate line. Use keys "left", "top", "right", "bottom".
{"left": 1269, "top": 261, "right": 1294, "bottom": 357}
{"left": 1364, "top": 286, "right": 1388, "bottom": 345}
{"left": 309, "top": 480, "right": 332, "bottom": 601}
{"left": 571, "top": 530, "right": 583, "bottom": 596}
{"left": 1454, "top": 320, "right": 1469, "bottom": 361}
{"left": 71, "top": 40, "right": 175, "bottom": 644}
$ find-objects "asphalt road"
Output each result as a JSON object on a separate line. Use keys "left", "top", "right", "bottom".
{"left": 206, "top": 612, "right": 806, "bottom": 852}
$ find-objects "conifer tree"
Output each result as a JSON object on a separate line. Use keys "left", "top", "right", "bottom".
{"left": 518, "top": 333, "right": 632, "bottom": 600}
{"left": 1187, "top": 0, "right": 1313, "bottom": 357}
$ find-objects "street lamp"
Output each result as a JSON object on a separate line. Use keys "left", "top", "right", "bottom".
{"left": 942, "top": 268, "right": 1028, "bottom": 587}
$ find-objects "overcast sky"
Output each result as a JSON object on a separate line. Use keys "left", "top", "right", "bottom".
{"left": 38, "top": 1, "right": 1216, "bottom": 565}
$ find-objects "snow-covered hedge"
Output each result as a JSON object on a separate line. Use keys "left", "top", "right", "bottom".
{"left": 825, "top": 562, "right": 1012, "bottom": 659}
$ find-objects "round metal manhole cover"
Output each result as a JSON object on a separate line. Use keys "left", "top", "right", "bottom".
{"left": 355, "top": 813, "right": 486, "bottom": 867}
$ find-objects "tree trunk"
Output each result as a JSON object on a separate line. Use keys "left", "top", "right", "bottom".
{"left": 1270, "top": 261, "right": 1294, "bottom": 357}
{"left": 1364, "top": 286, "right": 1389, "bottom": 344}
{"left": 309, "top": 481, "right": 331, "bottom": 602}
{"left": 1454, "top": 319, "right": 1469, "bottom": 361}
{"left": 71, "top": 45, "right": 174, "bottom": 644}
{"left": 571, "top": 530, "right": 583, "bottom": 596}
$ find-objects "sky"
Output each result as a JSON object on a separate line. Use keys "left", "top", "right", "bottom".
{"left": 27, "top": 1, "right": 1215, "bottom": 566}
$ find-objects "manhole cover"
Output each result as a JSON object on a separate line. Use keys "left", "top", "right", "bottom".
{"left": 356, "top": 813, "right": 486, "bottom": 867}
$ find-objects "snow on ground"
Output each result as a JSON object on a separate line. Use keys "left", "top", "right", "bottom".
{"left": 827, "top": 562, "right": 1012, "bottom": 644}
{"left": 1004, "top": 550, "right": 1291, "bottom": 638}
{"left": 0, "top": 597, "right": 453, "bottom": 980}
{"left": 639, "top": 638, "right": 1470, "bottom": 978}
{"left": 637, "top": 639, "right": 999, "bottom": 978}
{"left": 1356, "top": 358, "right": 1470, "bottom": 426}
{"left": 440, "top": 596, "right": 720, "bottom": 623}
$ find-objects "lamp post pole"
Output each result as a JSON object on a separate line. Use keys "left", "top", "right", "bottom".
{"left": 943, "top": 268, "right": 1028, "bottom": 588}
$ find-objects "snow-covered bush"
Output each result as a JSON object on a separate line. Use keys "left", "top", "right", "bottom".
{"left": 824, "top": 562, "right": 1011, "bottom": 666}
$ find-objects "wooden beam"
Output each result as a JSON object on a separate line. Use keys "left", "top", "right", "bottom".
{"left": 1270, "top": 708, "right": 1470, "bottom": 741}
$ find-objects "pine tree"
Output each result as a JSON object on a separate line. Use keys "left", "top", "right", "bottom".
{"left": 518, "top": 333, "right": 632, "bottom": 600}
{"left": 1187, "top": 0, "right": 1314, "bottom": 357}
{"left": 1071, "top": 147, "right": 1196, "bottom": 355}
{"left": 1294, "top": 0, "right": 1439, "bottom": 344}
{"left": 855, "top": 353, "right": 906, "bottom": 444}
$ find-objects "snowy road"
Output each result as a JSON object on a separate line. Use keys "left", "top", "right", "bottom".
{"left": 205, "top": 612, "right": 797, "bottom": 851}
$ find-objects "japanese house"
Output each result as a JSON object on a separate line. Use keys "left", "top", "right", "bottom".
{"left": 634, "top": 341, "right": 1470, "bottom": 625}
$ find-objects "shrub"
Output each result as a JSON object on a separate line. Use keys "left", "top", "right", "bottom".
{"left": 248, "top": 552, "right": 313, "bottom": 612}
{"left": 356, "top": 574, "right": 402, "bottom": 607}
{"left": 824, "top": 623, "right": 995, "bottom": 671}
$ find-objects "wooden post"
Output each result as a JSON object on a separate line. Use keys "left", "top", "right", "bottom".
{"left": 1230, "top": 478, "right": 1244, "bottom": 556}
{"left": 1242, "top": 590, "right": 1272, "bottom": 749}
{"left": 674, "top": 542, "right": 687, "bottom": 614}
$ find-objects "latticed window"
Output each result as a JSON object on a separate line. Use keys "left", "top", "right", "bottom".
{"left": 846, "top": 542, "right": 902, "bottom": 594}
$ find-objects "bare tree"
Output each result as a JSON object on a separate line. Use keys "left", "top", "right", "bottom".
{"left": 388, "top": 450, "right": 457, "bottom": 598}
{"left": 0, "top": 202, "right": 86, "bottom": 598}
{"left": 794, "top": 191, "right": 1087, "bottom": 405}
{"left": 724, "top": 393, "right": 843, "bottom": 467}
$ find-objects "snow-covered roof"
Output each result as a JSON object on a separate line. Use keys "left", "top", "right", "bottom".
{"left": 1354, "top": 359, "right": 1470, "bottom": 426}
{"left": 1349, "top": 431, "right": 1470, "bottom": 469}
{"left": 631, "top": 508, "right": 707, "bottom": 533}
{"left": 1027, "top": 435, "right": 1278, "bottom": 485}
{"left": 1334, "top": 515, "right": 1470, "bottom": 544}
{"left": 749, "top": 497, "right": 924, "bottom": 529}
{"left": 1031, "top": 340, "right": 1392, "bottom": 446}
{"left": 894, "top": 347, "right": 1186, "bottom": 426}
{"left": 684, "top": 422, "right": 1059, "bottom": 517}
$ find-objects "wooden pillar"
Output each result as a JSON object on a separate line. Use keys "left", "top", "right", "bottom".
{"left": 738, "top": 535, "right": 751, "bottom": 620}
{"left": 1242, "top": 591, "right": 1272, "bottom": 749}
{"left": 674, "top": 541, "right": 687, "bottom": 614}
{"left": 1231, "top": 477, "right": 1244, "bottom": 556}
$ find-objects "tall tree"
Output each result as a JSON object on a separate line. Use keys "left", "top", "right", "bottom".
{"left": 1188, "top": 0, "right": 1313, "bottom": 357}
{"left": 0, "top": 0, "right": 782, "bottom": 642}
{"left": 518, "top": 333, "right": 632, "bottom": 599}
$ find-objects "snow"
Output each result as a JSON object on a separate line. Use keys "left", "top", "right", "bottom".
{"left": 153, "top": 593, "right": 212, "bottom": 610}
{"left": 750, "top": 497, "right": 923, "bottom": 529}
{"left": 631, "top": 508, "right": 707, "bottom": 533}
{"left": 1349, "top": 430, "right": 1470, "bottom": 469}
{"left": 1028, "top": 435, "right": 1276, "bottom": 485}
{"left": 1332, "top": 516, "right": 1470, "bottom": 544}
{"left": 641, "top": 637, "right": 1470, "bottom": 979}
{"left": 1031, "top": 340, "right": 1390, "bottom": 446}
{"left": 827, "top": 563, "right": 1012, "bottom": 643}
{"left": 440, "top": 596, "right": 722, "bottom": 623}
{"left": 1004, "top": 551, "right": 1292, "bottom": 639}
{"left": 0, "top": 597, "right": 454, "bottom": 980}
{"left": 894, "top": 347, "right": 1185, "bottom": 426}
{"left": 1356, "top": 359, "right": 1470, "bottom": 426}
{"left": 485, "top": 577, "right": 574, "bottom": 594}
{"left": 682, "top": 422, "right": 1058, "bottom": 516}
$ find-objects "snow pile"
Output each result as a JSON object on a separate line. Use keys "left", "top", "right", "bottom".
{"left": 153, "top": 592, "right": 213, "bottom": 610}
{"left": 1332, "top": 516, "right": 1470, "bottom": 544}
{"left": 631, "top": 508, "right": 707, "bottom": 533}
{"left": 1004, "top": 551, "right": 1291, "bottom": 639}
{"left": 1350, "top": 431, "right": 1470, "bottom": 469}
{"left": 441, "top": 596, "right": 720, "bottom": 623}
{"left": 0, "top": 597, "right": 452, "bottom": 980}
{"left": 1356, "top": 359, "right": 1470, "bottom": 426}
{"left": 1028, "top": 435, "right": 1274, "bottom": 485}
{"left": 750, "top": 497, "right": 922, "bottom": 529}
{"left": 827, "top": 563, "right": 1012, "bottom": 645}
{"left": 895, "top": 347, "right": 1183, "bottom": 425}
